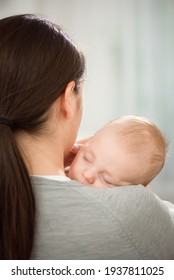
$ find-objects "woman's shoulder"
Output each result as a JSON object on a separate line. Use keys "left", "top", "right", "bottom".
{"left": 32, "top": 176, "right": 174, "bottom": 219}
{"left": 32, "top": 176, "right": 153, "bottom": 215}
{"left": 32, "top": 176, "right": 174, "bottom": 236}
{"left": 31, "top": 177, "right": 174, "bottom": 260}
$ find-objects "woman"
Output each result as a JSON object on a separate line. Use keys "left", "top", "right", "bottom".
{"left": 0, "top": 14, "right": 174, "bottom": 260}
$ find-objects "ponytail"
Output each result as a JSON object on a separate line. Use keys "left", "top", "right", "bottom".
{"left": 0, "top": 13, "right": 85, "bottom": 259}
{"left": 0, "top": 125, "right": 35, "bottom": 259}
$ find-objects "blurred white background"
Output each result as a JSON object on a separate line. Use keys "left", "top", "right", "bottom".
{"left": 1, "top": 0, "right": 174, "bottom": 202}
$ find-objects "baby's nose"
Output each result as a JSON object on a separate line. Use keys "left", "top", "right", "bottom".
{"left": 83, "top": 169, "right": 95, "bottom": 184}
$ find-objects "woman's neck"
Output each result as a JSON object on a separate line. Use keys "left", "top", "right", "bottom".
{"left": 15, "top": 132, "right": 66, "bottom": 176}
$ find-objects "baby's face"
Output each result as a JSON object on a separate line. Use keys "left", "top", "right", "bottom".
{"left": 69, "top": 125, "right": 138, "bottom": 187}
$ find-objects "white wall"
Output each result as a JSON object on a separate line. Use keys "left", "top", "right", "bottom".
{"left": 1, "top": 0, "right": 174, "bottom": 202}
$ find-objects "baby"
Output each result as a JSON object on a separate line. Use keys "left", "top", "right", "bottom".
{"left": 69, "top": 115, "right": 168, "bottom": 187}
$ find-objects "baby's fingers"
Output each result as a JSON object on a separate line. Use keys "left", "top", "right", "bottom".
{"left": 71, "top": 143, "right": 83, "bottom": 154}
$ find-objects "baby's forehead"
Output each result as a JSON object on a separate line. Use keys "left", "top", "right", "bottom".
{"left": 92, "top": 124, "right": 117, "bottom": 141}
{"left": 86, "top": 116, "right": 162, "bottom": 152}
{"left": 93, "top": 119, "right": 154, "bottom": 150}
{"left": 95, "top": 121, "right": 124, "bottom": 140}
{"left": 102, "top": 118, "right": 153, "bottom": 137}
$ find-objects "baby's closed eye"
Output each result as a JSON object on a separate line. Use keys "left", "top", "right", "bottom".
{"left": 99, "top": 173, "right": 113, "bottom": 186}
{"left": 83, "top": 152, "right": 93, "bottom": 163}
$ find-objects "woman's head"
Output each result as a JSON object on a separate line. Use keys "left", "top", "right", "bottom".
{"left": 0, "top": 13, "right": 85, "bottom": 259}
{"left": 0, "top": 13, "right": 85, "bottom": 132}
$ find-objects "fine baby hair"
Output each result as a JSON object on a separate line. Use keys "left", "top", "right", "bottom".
{"left": 107, "top": 115, "right": 168, "bottom": 186}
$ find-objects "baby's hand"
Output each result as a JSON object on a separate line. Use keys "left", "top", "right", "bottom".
{"left": 64, "top": 137, "right": 92, "bottom": 168}
{"left": 64, "top": 143, "right": 82, "bottom": 168}
{"left": 71, "top": 143, "right": 83, "bottom": 154}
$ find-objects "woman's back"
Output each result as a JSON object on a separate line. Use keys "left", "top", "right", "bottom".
{"left": 31, "top": 177, "right": 174, "bottom": 259}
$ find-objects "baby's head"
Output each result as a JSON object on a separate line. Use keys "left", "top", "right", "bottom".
{"left": 69, "top": 116, "right": 168, "bottom": 187}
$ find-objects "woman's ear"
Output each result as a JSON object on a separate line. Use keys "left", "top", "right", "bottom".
{"left": 58, "top": 81, "right": 76, "bottom": 120}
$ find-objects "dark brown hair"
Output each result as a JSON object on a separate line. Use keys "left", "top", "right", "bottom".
{"left": 0, "top": 14, "right": 85, "bottom": 259}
